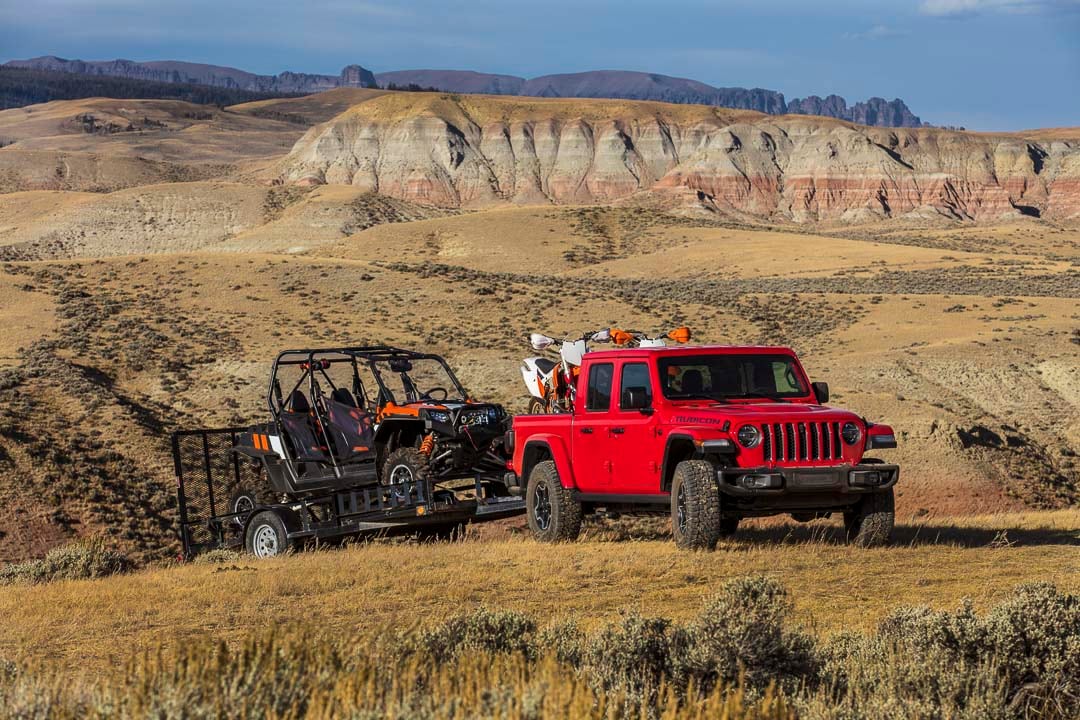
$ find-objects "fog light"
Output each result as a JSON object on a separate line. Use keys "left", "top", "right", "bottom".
{"left": 849, "top": 470, "right": 882, "bottom": 487}
{"left": 737, "top": 473, "right": 783, "bottom": 490}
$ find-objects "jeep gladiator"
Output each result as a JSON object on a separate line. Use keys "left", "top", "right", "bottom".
{"left": 507, "top": 345, "right": 899, "bottom": 549}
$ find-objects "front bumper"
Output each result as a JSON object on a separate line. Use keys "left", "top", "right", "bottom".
{"left": 718, "top": 463, "right": 899, "bottom": 497}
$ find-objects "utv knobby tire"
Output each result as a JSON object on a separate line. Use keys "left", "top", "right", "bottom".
{"left": 382, "top": 447, "right": 430, "bottom": 487}
{"left": 526, "top": 461, "right": 582, "bottom": 542}
{"left": 844, "top": 488, "right": 895, "bottom": 547}
{"left": 671, "top": 459, "right": 721, "bottom": 550}
{"left": 245, "top": 511, "right": 291, "bottom": 559}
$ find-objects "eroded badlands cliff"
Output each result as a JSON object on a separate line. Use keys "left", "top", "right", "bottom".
{"left": 280, "top": 93, "right": 1080, "bottom": 223}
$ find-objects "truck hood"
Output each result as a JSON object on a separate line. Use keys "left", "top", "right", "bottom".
{"left": 667, "top": 402, "right": 858, "bottom": 423}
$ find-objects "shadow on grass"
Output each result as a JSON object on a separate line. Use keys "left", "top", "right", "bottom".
{"left": 579, "top": 516, "right": 1080, "bottom": 548}
{"left": 731, "top": 521, "right": 1080, "bottom": 549}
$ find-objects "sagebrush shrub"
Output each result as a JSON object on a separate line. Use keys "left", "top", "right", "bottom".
{"left": 413, "top": 607, "right": 537, "bottom": 662}
{"left": 0, "top": 538, "right": 130, "bottom": 585}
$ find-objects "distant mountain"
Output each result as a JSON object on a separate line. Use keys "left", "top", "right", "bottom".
{"left": 3, "top": 56, "right": 926, "bottom": 127}
{"left": 376, "top": 69, "right": 923, "bottom": 127}
{"left": 4, "top": 56, "right": 377, "bottom": 94}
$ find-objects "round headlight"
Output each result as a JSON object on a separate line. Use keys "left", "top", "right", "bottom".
{"left": 737, "top": 424, "right": 761, "bottom": 448}
{"left": 842, "top": 422, "right": 861, "bottom": 445}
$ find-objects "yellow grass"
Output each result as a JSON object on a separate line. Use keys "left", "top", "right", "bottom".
{"left": 0, "top": 510, "right": 1075, "bottom": 677}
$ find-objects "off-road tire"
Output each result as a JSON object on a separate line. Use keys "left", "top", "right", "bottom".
{"left": 526, "top": 397, "right": 547, "bottom": 415}
{"left": 227, "top": 490, "right": 259, "bottom": 528}
{"left": 844, "top": 488, "right": 895, "bottom": 547}
{"left": 526, "top": 460, "right": 582, "bottom": 542}
{"left": 382, "top": 446, "right": 430, "bottom": 487}
{"left": 671, "top": 459, "right": 721, "bottom": 550}
{"left": 245, "top": 510, "right": 290, "bottom": 558}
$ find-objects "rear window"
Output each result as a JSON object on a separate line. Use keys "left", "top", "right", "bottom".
{"left": 585, "top": 363, "right": 614, "bottom": 411}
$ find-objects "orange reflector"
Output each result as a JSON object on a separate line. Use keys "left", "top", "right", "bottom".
{"left": 416, "top": 506, "right": 426, "bottom": 516}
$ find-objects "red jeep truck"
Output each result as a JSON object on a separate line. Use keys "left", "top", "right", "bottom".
{"left": 507, "top": 345, "right": 899, "bottom": 549}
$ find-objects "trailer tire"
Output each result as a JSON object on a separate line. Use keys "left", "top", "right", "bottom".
{"left": 526, "top": 461, "right": 581, "bottom": 542}
{"left": 245, "top": 511, "right": 290, "bottom": 558}
{"left": 844, "top": 488, "right": 894, "bottom": 547}
{"left": 671, "top": 459, "right": 721, "bottom": 550}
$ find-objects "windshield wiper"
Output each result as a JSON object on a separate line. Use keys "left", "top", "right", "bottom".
{"left": 728, "top": 393, "right": 789, "bottom": 403}
{"left": 670, "top": 393, "right": 728, "bottom": 403}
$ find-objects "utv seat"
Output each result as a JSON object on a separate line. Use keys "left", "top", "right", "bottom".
{"left": 325, "top": 388, "right": 375, "bottom": 462}
{"left": 280, "top": 391, "right": 328, "bottom": 463}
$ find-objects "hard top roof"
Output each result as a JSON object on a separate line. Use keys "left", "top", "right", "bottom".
{"left": 584, "top": 344, "right": 799, "bottom": 360}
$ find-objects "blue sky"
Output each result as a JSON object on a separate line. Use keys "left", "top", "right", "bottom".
{"left": 2, "top": 0, "right": 1078, "bottom": 130}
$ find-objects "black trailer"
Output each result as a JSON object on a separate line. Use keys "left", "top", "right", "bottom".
{"left": 173, "top": 428, "right": 524, "bottom": 558}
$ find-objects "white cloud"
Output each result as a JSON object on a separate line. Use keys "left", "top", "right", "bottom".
{"left": 919, "top": 0, "right": 1079, "bottom": 16}
{"left": 844, "top": 24, "right": 907, "bottom": 39}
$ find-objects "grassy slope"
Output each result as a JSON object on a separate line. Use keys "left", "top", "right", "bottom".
{"left": 0, "top": 510, "right": 1075, "bottom": 675}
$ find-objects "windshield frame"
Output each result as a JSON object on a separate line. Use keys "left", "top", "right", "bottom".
{"left": 366, "top": 354, "right": 469, "bottom": 405}
{"left": 657, "top": 352, "right": 813, "bottom": 402}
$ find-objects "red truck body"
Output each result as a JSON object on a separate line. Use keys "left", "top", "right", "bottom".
{"left": 508, "top": 345, "right": 899, "bottom": 547}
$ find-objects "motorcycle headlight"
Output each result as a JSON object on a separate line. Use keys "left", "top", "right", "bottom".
{"left": 842, "top": 422, "right": 861, "bottom": 445}
{"left": 426, "top": 410, "right": 451, "bottom": 424}
{"left": 737, "top": 424, "right": 761, "bottom": 448}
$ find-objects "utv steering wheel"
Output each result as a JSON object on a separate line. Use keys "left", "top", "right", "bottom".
{"left": 421, "top": 387, "right": 449, "bottom": 401}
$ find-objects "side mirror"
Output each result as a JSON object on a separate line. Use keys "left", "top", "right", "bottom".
{"left": 622, "top": 386, "right": 652, "bottom": 411}
{"left": 530, "top": 333, "right": 555, "bottom": 351}
{"left": 812, "top": 381, "right": 830, "bottom": 404}
{"left": 667, "top": 326, "right": 692, "bottom": 344}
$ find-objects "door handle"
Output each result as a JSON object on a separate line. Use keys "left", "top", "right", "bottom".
{"left": 610, "top": 427, "right": 625, "bottom": 435}
{"left": 580, "top": 427, "right": 593, "bottom": 434}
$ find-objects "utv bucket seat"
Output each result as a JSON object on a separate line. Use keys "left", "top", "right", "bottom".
{"left": 281, "top": 391, "right": 328, "bottom": 462}
{"left": 324, "top": 388, "right": 375, "bottom": 462}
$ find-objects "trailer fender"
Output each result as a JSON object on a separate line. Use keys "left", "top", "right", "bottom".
{"left": 518, "top": 435, "right": 577, "bottom": 490}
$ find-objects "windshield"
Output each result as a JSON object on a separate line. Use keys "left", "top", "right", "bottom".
{"left": 659, "top": 354, "right": 809, "bottom": 401}
{"left": 370, "top": 357, "right": 466, "bottom": 404}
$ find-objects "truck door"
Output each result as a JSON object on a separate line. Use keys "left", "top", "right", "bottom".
{"left": 613, "top": 360, "right": 664, "bottom": 494}
{"left": 572, "top": 361, "right": 617, "bottom": 491}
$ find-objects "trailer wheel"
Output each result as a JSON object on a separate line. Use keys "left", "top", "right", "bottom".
{"left": 245, "top": 511, "right": 290, "bottom": 558}
{"left": 526, "top": 461, "right": 581, "bottom": 542}
{"left": 844, "top": 488, "right": 895, "bottom": 547}
{"left": 671, "top": 459, "right": 721, "bottom": 550}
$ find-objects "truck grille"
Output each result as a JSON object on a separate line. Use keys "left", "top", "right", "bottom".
{"left": 761, "top": 421, "right": 844, "bottom": 462}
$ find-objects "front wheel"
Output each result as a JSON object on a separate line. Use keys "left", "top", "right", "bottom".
{"left": 844, "top": 488, "right": 895, "bottom": 547}
{"left": 245, "top": 510, "right": 291, "bottom": 558}
{"left": 526, "top": 461, "right": 582, "bottom": 542}
{"left": 671, "top": 460, "right": 721, "bottom": 550}
{"left": 526, "top": 396, "right": 547, "bottom": 415}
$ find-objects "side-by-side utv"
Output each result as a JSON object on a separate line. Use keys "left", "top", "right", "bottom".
{"left": 172, "top": 346, "right": 521, "bottom": 558}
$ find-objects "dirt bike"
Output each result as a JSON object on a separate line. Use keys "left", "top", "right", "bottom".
{"left": 610, "top": 326, "right": 692, "bottom": 348}
{"left": 520, "top": 329, "right": 611, "bottom": 414}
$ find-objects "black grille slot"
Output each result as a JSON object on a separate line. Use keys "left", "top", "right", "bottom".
{"left": 785, "top": 423, "right": 796, "bottom": 460}
{"left": 774, "top": 423, "right": 784, "bottom": 461}
{"left": 762, "top": 423, "right": 772, "bottom": 460}
{"left": 832, "top": 421, "right": 843, "bottom": 459}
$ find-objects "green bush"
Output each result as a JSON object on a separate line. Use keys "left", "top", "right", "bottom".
{"left": 0, "top": 538, "right": 131, "bottom": 585}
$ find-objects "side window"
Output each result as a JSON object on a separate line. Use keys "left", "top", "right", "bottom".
{"left": 619, "top": 363, "right": 653, "bottom": 409}
{"left": 585, "top": 363, "right": 614, "bottom": 411}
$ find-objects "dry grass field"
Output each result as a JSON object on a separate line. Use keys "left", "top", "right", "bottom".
{"left": 0, "top": 89, "right": 1077, "bottom": 717}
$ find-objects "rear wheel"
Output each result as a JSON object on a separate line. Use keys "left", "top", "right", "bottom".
{"left": 671, "top": 460, "right": 721, "bottom": 550}
{"left": 526, "top": 461, "right": 582, "bottom": 542}
{"left": 844, "top": 488, "right": 895, "bottom": 547}
{"left": 245, "top": 510, "right": 290, "bottom": 558}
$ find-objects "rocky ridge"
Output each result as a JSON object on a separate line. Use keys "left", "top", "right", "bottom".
{"left": 279, "top": 92, "right": 1080, "bottom": 223}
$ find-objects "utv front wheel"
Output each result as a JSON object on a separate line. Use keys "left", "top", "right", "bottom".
{"left": 671, "top": 460, "right": 721, "bottom": 550}
{"left": 526, "top": 461, "right": 582, "bottom": 542}
{"left": 382, "top": 447, "right": 430, "bottom": 489}
{"left": 245, "top": 511, "right": 290, "bottom": 558}
{"left": 844, "top": 488, "right": 895, "bottom": 547}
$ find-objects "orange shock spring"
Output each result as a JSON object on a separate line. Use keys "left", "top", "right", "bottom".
{"left": 419, "top": 433, "right": 435, "bottom": 457}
